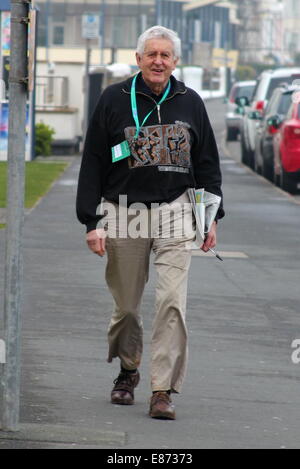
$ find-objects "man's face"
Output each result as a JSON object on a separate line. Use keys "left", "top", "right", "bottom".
{"left": 136, "top": 38, "right": 178, "bottom": 88}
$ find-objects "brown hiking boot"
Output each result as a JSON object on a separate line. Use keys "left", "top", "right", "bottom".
{"left": 111, "top": 370, "right": 140, "bottom": 405}
{"left": 149, "top": 392, "right": 176, "bottom": 420}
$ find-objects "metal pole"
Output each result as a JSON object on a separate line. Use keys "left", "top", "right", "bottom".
{"left": 100, "top": 0, "right": 105, "bottom": 65}
{"left": 83, "top": 38, "right": 91, "bottom": 139}
{"left": 2, "top": 0, "right": 29, "bottom": 432}
{"left": 156, "top": 0, "right": 162, "bottom": 25}
{"left": 45, "top": 0, "right": 50, "bottom": 66}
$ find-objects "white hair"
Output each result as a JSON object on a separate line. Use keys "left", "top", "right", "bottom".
{"left": 136, "top": 25, "right": 182, "bottom": 59}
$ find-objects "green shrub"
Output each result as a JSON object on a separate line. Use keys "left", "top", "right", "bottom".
{"left": 35, "top": 122, "right": 55, "bottom": 156}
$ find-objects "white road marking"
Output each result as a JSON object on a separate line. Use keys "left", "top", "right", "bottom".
{"left": 192, "top": 251, "right": 249, "bottom": 259}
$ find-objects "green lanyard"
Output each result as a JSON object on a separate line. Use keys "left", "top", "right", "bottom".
{"left": 131, "top": 74, "right": 171, "bottom": 139}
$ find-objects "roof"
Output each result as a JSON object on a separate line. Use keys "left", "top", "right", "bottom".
{"left": 184, "top": 0, "right": 220, "bottom": 11}
{"left": 234, "top": 81, "right": 257, "bottom": 87}
{"left": 0, "top": 0, "right": 10, "bottom": 11}
{"left": 261, "top": 68, "right": 300, "bottom": 77}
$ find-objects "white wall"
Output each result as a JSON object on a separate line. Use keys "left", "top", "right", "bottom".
{"left": 36, "top": 62, "right": 84, "bottom": 137}
{"left": 36, "top": 109, "right": 78, "bottom": 140}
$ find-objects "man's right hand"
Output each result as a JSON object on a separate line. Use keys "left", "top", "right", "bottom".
{"left": 86, "top": 228, "right": 106, "bottom": 257}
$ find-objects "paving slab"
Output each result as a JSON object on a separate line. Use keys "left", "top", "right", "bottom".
{"left": 0, "top": 423, "right": 126, "bottom": 446}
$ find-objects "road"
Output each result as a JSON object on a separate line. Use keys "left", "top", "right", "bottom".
{"left": 0, "top": 99, "right": 300, "bottom": 449}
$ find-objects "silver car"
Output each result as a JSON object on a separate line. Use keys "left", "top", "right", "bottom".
{"left": 225, "top": 80, "right": 256, "bottom": 141}
{"left": 238, "top": 68, "right": 300, "bottom": 169}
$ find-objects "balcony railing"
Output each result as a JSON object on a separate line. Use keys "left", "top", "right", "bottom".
{"left": 35, "top": 75, "right": 69, "bottom": 109}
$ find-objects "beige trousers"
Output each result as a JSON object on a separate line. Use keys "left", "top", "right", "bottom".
{"left": 104, "top": 192, "right": 195, "bottom": 393}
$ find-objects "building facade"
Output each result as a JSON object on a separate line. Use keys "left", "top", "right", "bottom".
{"left": 1, "top": 0, "right": 239, "bottom": 157}
{"left": 183, "top": 1, "right": 239, "bottom": 66}
{"left": 34, "top": 0, "right": 237, "bottom": 66}
{"left": 30, "top": 0, "right": 238, "bottom": 150}
{"left": 236, "top": 0, "right": 300, "bottom": 66}
{"left": 36, "top": 0, "right": 188, "bottom": 64}
{"left": 282, "top": 0, "right": 300, "bottom": 62}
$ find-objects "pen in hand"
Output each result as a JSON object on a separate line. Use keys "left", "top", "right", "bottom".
{"left": 208, "top": 248, "right": 223, "bottom": 262}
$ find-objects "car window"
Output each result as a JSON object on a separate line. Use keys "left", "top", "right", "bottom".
{"left": 236, "top": 85, "right": 255, "bottom": 100}
{"left": 286, "top": 103, "right": 294, "bottom": 120}
{"left": 252, "top": 81, "right": 260, "bottom": 101}
{"left": 278, "top": 92, "right": 293, "bottom": 115}
{"left": 266, "top": 76, "right": 300, "bottom": 99}
{"left": 265, "top": 90, "right": 280, "bottom": 114}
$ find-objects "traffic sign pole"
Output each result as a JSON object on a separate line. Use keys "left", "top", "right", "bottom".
{"left": 83, "top": 38, "right": 91, "bottom": 139}
{"left": 1, "top": 0, "right": 29, "bottom": 431}
{"left": 81, "top": 13, "right": 100, "bottom": 139}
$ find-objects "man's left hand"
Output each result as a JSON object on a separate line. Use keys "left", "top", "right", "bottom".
{"left": 201, "top": 221, "right": 217, "bottom": 252}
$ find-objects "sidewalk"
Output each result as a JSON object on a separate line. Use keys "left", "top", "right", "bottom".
{"left": 1, "top": 133, "right": 300, "bottom": 448}
{"left": 0, "top": 209, "right": 5, "bottom": 224}
{"left": 0, "top": 156, "right": 127, "bottom": 448}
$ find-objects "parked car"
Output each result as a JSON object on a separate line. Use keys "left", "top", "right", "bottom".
{"left": 253, "top": 84, "right": 295, "bottom": 181}
{"left": 273, "top": 97, "right": 300, "bottom": 193}
{"left": 236, "top": 68, "right": 300, "bottom": 169}
{"left": 225, "top": 80, "right": 256, "bottom": 141}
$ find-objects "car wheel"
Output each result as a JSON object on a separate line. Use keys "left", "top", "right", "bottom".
{"left": 254, "top": 154, "right": 262, "bottom": 175}
{"left": 254, "top": 144, "right": 262, "bottom": 175}
{"left": 280, "top": 167, "right": 297, "bottom": 194}
{"left": 262, "top": 160, "right": 274, "bottom": 182}
{"left": 241, "top": 133, "right": 251, "bottom": 167}
{"left": 273, "top": 169, "right": 280, "bottom": 187}
{"left": 226, "top": 127, "right": 238, "bottom": 142}
{"left": 247, "top": 149, "right": 255, "bottom": 170}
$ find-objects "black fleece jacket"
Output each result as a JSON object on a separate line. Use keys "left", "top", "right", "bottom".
{"left": 76, "top": 72, "right": 225, "bottom": 232}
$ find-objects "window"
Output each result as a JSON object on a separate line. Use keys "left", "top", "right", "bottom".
{"left": 278, "top": 93, "right": 293, "bottom": 115}
{"left": 265, "top": 90, "right": 281, "bottom": 114}
{"left": 194, "top": 20, "right": 202, "bottom": 43}
{"left": 286, "top": 103, "right": 294, "bottom": 120}
{"left": 214, "top": 22, "right": 221, "bottom": 48}
{"left": 52, "top": 25, "right": 64, "bottom": 46}
{"left": 37, "top": 25, "right": 47, "bottom": 47}
{"left": 105, "top": 15, "right": 138, "bottom": 49}
{"left": 267, "top": 76, "right": 300, "bottom": 100}
{"left": 236, "top": 85, "right": 255, "bottom": 101}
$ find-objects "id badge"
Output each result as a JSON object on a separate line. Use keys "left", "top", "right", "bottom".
{"left": 111, "top": 140, "right": 131, "bottom": 163}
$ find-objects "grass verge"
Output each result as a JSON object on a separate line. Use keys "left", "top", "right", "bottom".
{"left": 0, "top": 161, "right": 68, "bottom": 210}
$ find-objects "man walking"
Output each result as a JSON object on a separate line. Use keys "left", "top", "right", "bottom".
{"left": 76, "top": 25, "right": 224, "bottom": 420}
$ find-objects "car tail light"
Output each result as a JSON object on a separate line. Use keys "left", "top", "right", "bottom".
{"left": 267, "top": 125, "right": 279, "bottom": 135}
{"left": 255, "top": 100, "right": 265, "bottom": 111}
{"left": 293, "top": 128, "right": 300, "bottom": 137}
{"left": 284, "top": 125, "right": 300, "bottom": 139}
{"left": 229, "top": 87, "right": 237, "bottom": 103}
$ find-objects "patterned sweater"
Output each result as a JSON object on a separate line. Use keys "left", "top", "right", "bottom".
{"left": 76, "top": 72, "right": 224, "bottom": 232}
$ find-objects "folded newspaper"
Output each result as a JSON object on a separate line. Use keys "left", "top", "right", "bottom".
{"left": 187, "top": 188, "right": 221, "bottom": 248}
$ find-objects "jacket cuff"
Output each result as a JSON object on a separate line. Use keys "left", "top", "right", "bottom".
{"left": 86, "top": 220, "right": 99, "bottom": 233}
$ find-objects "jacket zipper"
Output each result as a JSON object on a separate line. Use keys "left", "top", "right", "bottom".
{"left": 129, "top": 91, "right": 161, "bottom": 124}
{"left": 157, "top": 104, "right": 161, "bottom": 124}
{"left": 122, "top": 89, "right": 187, "bottom": 126}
